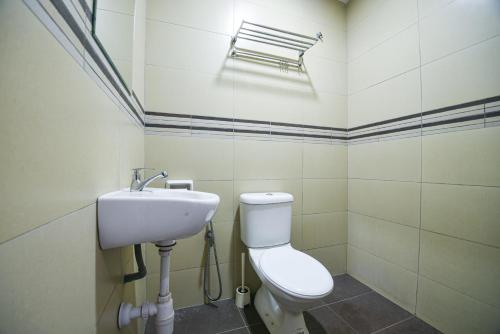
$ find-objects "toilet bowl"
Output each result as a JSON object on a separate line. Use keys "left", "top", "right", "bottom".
{"left": 239, "top": 192, "right": 334, "bottom": 334}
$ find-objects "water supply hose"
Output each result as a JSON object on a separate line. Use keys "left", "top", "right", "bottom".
{"left": 203, "top": 220, "right": 223, "bottom": 303}
{"left": 124, "top": 244, "right": 147, "bottom": 283}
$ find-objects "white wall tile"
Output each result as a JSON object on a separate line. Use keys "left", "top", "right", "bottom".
{"left": 303, "top": 212, "right": 348, "bottom": 249}
{"left": 347, "top": 0, "right": 389, "bottom": 32}
{"left": 348, "top": 69, "right": 421, "bottom": 127}
{"left": 422, "top": 127, "right": 500, "bottom": 186}
{"left": 147, "top": 0, "right": 234, "bottom": 35}
{"left": 348, "top": 137, "right": 421, "bottom": 182}
{"left": 303, "top": 143, "right": 347, "bottom": 179}
{"left": 305, "top": 244, "right": 347, "bottom": 275}
{"left": 419, "top": 231, "right": 500, "bottom": 308}
{"left": 347, "top": 245, "right": 418, "bottom": 313}
{"left": 420, "top": 0, "right": 500, "bottom": 64}
{"left": 302, "top": 92, "right": 347, "bottom": 128}
{"left": 417, "top": 276, "right": 500, "bottom": 334}
{"left": 348, "top": 213, "right": 419, "bottom": 272}
{"left": 303, "top": 179, "right": 348, "bottom": 214}
{"left": 0, "top": 205, "right": 95, "bottom": 334}
{"left": 348, "top": 0, "right": 418, "bottom": 60}
{"left": 145, "top": 65, "right": 233, "bottom": 117}
{"left": 421, "top": 36, "right": 500, "bottom": 111}
{"left": 349, "top": 179, "right": 421, "bottom": 227}
{"left": 146, "top": 20, "right": 231, "bottom": 75}
{"left": 145, "top": 135, "right": 234, "bottom": 180}
{"left": 348, "top": 24, "right": 420, "bottom": 93}
{"left": 234, "top": 140, "right": 302, "bottom": 179}
{"left": 421, "top": 183, "right": 500, "bottom": 247}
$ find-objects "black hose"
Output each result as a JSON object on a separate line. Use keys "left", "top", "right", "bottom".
{"left": 203, "top": 221, "right": 223, "bottom": 303}
{"left": 124, "top": 244, "right": 147, "bottom": 283}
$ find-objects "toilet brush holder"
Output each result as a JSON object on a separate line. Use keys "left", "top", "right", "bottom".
{"left": 235, "top": 252, "right": 251, "bottom": 308}
{"left": 235, "top": 286, "right": 251, "bottom": 309}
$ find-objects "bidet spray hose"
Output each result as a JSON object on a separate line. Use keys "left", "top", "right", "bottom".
{"left": 203, "top": 220, "right": 223, "bottom": 303}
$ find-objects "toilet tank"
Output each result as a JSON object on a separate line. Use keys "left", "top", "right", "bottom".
{"left": 239, "top": 192, "right": 293, "bottom": 248}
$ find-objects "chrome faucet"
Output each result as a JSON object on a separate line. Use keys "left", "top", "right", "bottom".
{"left": 130, "top": 168, "right": 168, "bottom": 191}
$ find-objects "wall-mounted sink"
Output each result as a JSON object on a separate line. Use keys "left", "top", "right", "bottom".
{"left": 98, "top": 188, "right": 220, "bottom": 249}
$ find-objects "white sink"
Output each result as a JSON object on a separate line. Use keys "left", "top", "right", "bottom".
{"left": 98, "top": 188, "right": 220, "bottom": 249}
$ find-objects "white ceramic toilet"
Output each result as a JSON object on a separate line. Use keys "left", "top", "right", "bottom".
{"left": 239, "top": 192, "right": 334, "bottom": 334}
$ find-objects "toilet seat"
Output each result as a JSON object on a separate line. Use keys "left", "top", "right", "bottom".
{"left": 258, "top": 246, "right": 333, "bottom": 299}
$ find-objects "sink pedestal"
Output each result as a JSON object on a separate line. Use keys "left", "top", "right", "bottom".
{"left": 118, "top": 241, "right": 176, "bottom": 334}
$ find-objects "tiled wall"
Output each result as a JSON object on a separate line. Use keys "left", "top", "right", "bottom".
{"left": 0, "top": 1, "right": 144, "bottom": 333}
{"left": 143, "top": 0, "right": 348, "bottom": 309}
{"left": 346, "top": 0, "right": 500, "bottom": 333}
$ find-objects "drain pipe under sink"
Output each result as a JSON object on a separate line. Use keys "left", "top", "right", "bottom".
{"left": 118, "top": 241, "right": 176, "bottom": 334}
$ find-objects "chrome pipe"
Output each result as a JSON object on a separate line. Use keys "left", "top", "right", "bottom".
{"left": 243, "top": 20, "right": 318, "bottom": 41}
{"left": 238, "top": 32, "right": 311, "bottom": 50}
{"left": 233, "top": 47, "right": 300, "bottom": 64}
{"left": 232, "top": 52, "right": 301, "bottom": 68}
{"left": 236, "top": 36, "right": 305, "bottom": 52}
{"left": 239, "top": 27, "right": 314, "bottom": 46}
{"left": 233, "top": 54, "right": 301, "bottom": 68}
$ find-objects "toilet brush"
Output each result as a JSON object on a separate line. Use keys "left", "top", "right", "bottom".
{"left": 235, "top": 252, "right": 251, "bottom": 308}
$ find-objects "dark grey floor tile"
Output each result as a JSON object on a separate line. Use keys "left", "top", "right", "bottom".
{"left": 238, "top": 304, "right": 264, "bottom": 326}
{"left": 375, "top": 317, "right": 442, "bottom": 334}
{"left": 172, "top": 299, "right": 245, "bottom": 334}
{"left": 304, "top": 306, "right": 358, "bottom": 334}
{"left": 247, "top": 323, "right": 270, "bottom": 334}
{"left": 329, "top": 292, "right": 412, "bottom": 334}
{"left": 220, "top": 327, "right": 250, "bottom": 334}
{"left": 322, "top": 274, "right": 372, "bottom": 305}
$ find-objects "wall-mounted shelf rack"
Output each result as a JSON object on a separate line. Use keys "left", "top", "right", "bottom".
{"left": 230, "top": 20, "right": 323, "bottom": 71}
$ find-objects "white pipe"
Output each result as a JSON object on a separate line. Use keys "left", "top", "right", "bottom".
{"left": 159, "top": 248, "right": 171, "bottom": 296}
{"left": 118, "top": 242, "right": 176, "bottom": 334}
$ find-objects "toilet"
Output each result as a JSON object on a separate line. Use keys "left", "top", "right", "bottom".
{"left": 239, "top": 192, "right": 334, "bottom": 334}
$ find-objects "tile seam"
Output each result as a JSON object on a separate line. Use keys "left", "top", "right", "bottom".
{"left": 0, "top": 202, "right": 96, "bottom": 246}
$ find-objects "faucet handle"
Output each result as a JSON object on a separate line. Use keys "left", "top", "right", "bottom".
{"left": 131, "top": 168, "right": 155, "bottom": 184}
{"left": 131, "top": 167, "right": 155, "bottom": 172}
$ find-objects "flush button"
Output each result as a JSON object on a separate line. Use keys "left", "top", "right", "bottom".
{"left": 265, "top": 193, "right": 273, "bottom": 196}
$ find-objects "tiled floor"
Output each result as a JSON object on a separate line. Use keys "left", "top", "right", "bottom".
{"left": 146, "top": 274, "right": 441, "bottom": 334}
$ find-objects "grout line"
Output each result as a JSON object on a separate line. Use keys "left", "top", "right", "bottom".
{"left": 215, "top": 325, "right": 249, "bottom": 334}
{"left": 0, "top": 202, "right": 95, "bottom": 246}
{"left": 346, "top": 0, "right": 391, "bottom": 35}
{"left": 371, "top": 315, "right": 414, "bottom": 334}
{"left": 326, "top": 302, "right": 362, "bottom": 334}
{"left": 350, "top": 178, "right": 500, "bottom": 189}
{"left": 348, "top": 211, "right": 420, "bottom": 231}
{"left": 96, "top": 283, "right": 119, "bottom": 325}
{"left": 146, "top": 17, "right": 233, "bottom": 38}
{"left": 417, "top": 273, "right": 500, "bottom": 310}
{"left": 348, "top": 21, "right": 418, "bottom": 63}
{"left": 317, "top": 290, "right": 374, "bottom": 309}
{"left": 348, "top": 65, "right": 420, "bottom": 96}
{"left": 415, "top": 2, "right": 424, "bottom": 314}
{"left": 420, "top": 33, "right": 500, "bottom": 67}
{"left": 347, "top": 244, "right": 418, "bottom": 275}
{"left": 418, "top": 228, "right": 500, "bottom": 250}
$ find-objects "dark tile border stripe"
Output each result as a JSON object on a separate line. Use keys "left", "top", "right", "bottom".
{"left": 145, "top": 95, "right": 500, "bottom": 141}
{"left": 76, "top": 0, "right": 92, "bottom": 21}
{"left": 47, "top": 0, "right": 144, "bottom": 126}
{"left": 350, "top": 95, "right": 499, "bottom": 132}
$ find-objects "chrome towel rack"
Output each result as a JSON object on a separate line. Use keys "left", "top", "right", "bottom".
{"left": 230, "top": 20, "right": 323, "bottom": 71}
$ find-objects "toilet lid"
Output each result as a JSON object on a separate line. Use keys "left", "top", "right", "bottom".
{"left": 259, "top": 247, "right": 333, "bottom": 298}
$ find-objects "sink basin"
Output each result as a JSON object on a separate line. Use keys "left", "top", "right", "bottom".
{"left": 98, "top": 188, "right": 220, "bottom": 249}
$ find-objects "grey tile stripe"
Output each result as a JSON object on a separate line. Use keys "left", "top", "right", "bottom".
{"left": 76, "top": 0, "right": 91, "bottom": 21}
{"left": 145, "top": 94, "right": 500, "bottom": 140}
{"left": 48, "top": 0, "right": 144, "bottom": 125}
{"left": 38, "top": 1, "right": 500, "bottom": 135}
